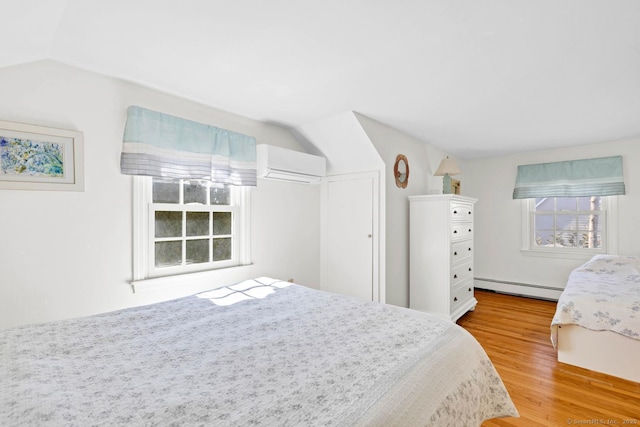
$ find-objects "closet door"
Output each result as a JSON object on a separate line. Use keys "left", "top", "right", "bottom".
{"left": 323, "top": 175, "right": 375, "bottom": 301}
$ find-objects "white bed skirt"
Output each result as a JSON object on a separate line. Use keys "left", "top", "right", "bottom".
{"left": 557, "top": 324, "right": 640, "bottom": 383}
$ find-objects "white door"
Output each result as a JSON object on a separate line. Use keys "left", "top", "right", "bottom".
{"left": 324, "top": 175, "right": 374, "bottom": 301}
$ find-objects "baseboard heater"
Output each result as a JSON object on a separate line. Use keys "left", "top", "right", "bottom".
{"left": 474, "top": 277, "right": 563, "bottom": 301}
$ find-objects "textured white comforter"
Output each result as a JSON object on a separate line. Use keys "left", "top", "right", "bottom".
{"left": 1, "top": 278, "right": 517, "bottom": 426}
{"left": 551, "top": 255, "right": 640, "bottom": 347}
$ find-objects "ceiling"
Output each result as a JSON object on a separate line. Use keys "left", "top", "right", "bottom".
{"left": 2, "top": 0, "right": 639, "bottom": 159}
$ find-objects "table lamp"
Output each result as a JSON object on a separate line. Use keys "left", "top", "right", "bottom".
{"left": 434, "top": 156, "right": 461, "bottom": 194}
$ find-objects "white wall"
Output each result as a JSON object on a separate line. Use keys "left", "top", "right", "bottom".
{"left": 355, "top": 114, "right": 461, "bottom": 307}
{"left": 464, "top": 139, "right": 640, "bottom": 296}
{"left": 0, "top": 60, "right": 320, "bottom": 329}
{"left": 295, "top": 111, "right": 385, "bottom": 175}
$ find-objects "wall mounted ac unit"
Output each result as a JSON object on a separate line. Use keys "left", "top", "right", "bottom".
{"left": 256, "top": 144, "right": 326, "bottom": 184}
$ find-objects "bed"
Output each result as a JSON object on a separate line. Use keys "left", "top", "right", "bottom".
{"left": 1, "top": 277, "right": 517, "bottom": 426}
{"left": 551, "top": 255, "right": 640, "bottom": 383}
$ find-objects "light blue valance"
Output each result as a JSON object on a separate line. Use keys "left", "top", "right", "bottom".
{"left": 121, "top": 106, "right": 257, "bottom": 186}
{"left": 513, "top": 155, "right": 625, "bottom": 199}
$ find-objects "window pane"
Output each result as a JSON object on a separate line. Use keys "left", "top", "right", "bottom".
{"left": 556, "top": 231, "right": 578, "bottom": 247}
{"left": 186, "top": 239, "right": 209, "bottom": 264}
{"left": 583, "top": 232, "right": 601, "bottom": 249}
{"left": 210, "top": 186, "right": 230, "bottom": 205}
{"left": 155, "top": 241, "right": 182, "bottom": 267}
{"left": 576, "top": 214, "right": 601, "bottom": 231}
{"left": 533, "top": 198, "right": 553, "bottom": 212}
{"left": 556, "top": 197, "right": 577, "bottom": 211}
{"left": 557, "top": 214, "right": 578, "bottom": 234}
{"left": 533, "top": 214, "right": 555, "bottom": 231}
{"left": 580, "top": 226, "right": 601, "bottom": 249}
{"left": 186, "top": 212, "right": 209, "bottom": 236}
{"left": 534, "top": 230, "right": 555, "bottom": 247}
{"left": 213, "top": 238, "right": 232, "bottom": 261}
{"left": 155, "top": 211, "right": 182, "bottom": 238}
{"left": 153, "top": 179, "right": 180, "bottom": 203}
{"left": 577, "top": 196, "right": 601, "bottom": 211}
{"left": 213, "top": 212, "right": 232, "bottom": 235}
{"left": 591, "top": 197, "right": 601, "bottom": 211}
{"left": 184, "top": 181, "right": 207, "bottom": 204}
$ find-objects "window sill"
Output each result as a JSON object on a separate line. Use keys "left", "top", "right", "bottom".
{"left": 130, "top": 264, "right": 255, "bottom": 293}
{"left": 520, "top": 249, "right": 608, "bottom": 261}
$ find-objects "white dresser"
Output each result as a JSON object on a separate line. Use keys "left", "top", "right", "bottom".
{"left": 409, "top": 195, "right": 478, "bottom": 322}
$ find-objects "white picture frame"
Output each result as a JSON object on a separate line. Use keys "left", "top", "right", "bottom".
{"left": 0, "top": 120, "right": 84, "bottom": 191}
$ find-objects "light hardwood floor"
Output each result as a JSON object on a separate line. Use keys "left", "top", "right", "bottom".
{"left": 457, "top": 290, "right": 640, "bottom": 426}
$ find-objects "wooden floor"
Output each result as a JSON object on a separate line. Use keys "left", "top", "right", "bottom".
{"left": 457, "top": 290, "right": 640, "bottom": 426}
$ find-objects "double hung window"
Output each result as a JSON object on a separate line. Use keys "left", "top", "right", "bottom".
{"left": 530, "top": 196, "right": 604, "bottom": 250}
{"left": 523, "top": 196, "right": 615, "bottom": 257}
{"left": 134, "top": 176, "right": 250, "bottom": 281}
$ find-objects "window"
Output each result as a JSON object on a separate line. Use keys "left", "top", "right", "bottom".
{"left": 532, "top": 196, "right": 603, "bottom": 249}
{"left": 133, "top": 176, "right": 251, "bottom": 281}
{"left": 523, "top": 196, "right": 617, "bottom": 257}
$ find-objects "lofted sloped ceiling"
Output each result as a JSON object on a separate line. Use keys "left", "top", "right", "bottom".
{"left": 2, "top": 0, "right": 640, "bottom": 159}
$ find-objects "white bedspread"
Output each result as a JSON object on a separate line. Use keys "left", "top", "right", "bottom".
{"left": 551, "top": 255, "right": 640, "bottom": 347}
{"left": 1, "top": 278, "right": 517, "bottom": 426}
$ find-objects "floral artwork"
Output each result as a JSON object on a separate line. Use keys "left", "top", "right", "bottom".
{"left": 0, "top": 121, "right": 83, "bottom": 191}
{"left": 0, "top": 136, "right": 65, "bottom": 178}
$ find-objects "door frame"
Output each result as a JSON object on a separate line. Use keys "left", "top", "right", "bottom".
{"left": 320, "top": 170, "right": 385, "bottom": 303}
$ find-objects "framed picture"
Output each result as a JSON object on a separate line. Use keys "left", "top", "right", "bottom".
{"left": 0, "top": 120, "right": 84, "bottom": 191}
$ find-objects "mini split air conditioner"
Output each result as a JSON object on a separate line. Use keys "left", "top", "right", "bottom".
{"left": 256, "top": 144, "right": 326, "bottom": 184}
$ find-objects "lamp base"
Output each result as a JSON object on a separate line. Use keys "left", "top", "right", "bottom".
{"left": 442, "top": 174, "right": 453, "bottom": 194}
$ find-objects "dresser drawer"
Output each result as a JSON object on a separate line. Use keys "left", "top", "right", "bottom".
{"left": 451, "top": 223, "right": 473, "bottom": 240}
{"left": 451, "top": 261, "right": 473, "bottom": 286}
{"left": 450, "top": 203, "right": 473, "bottom": 221}
{"left": 451, "top": 240, "right": 473, "bottom": 263}
{"left": 451, "top": 281, "right": 474, "bottom": 311}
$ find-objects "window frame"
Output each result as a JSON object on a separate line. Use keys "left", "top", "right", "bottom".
{"left": 132, "top": 176, "right": 251, "bottom": 284}
{"left": 520, "top": 196, "right": 618, "bottom": 260}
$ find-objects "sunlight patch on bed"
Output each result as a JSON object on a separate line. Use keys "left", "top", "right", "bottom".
{"left": 197, "top": 278, "right": 292, "bottom": 306}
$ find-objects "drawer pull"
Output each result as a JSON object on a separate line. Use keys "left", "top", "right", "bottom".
{"left": 468, "top": 228, "right": 472, "bottom": 232}
{"left": 453, "top": 230, "right": 458, "bottom": 234}
{"left": 468, "top": 287, "right": 472, "bottom": 292}
{"left": 468, "top": 267, "right": 472, "bottom": 272}
{"left": 453, "top": 210, "right": 458, "bottom": 214}
{"left": 454, "top": 297, "right": 458, "bottom": 302}
{"left": 454, "top": 251, "right": 458, "bottom": 256}
{"left": 453, "top": 274, "right": 458, "bottom": 279}
{"left": 468, "top": 247, "right": 472, "bottom": 251}
{"left": 468, "top": 211, "right": 471, "bottom": 215}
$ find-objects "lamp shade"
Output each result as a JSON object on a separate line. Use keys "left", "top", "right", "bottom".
{"left": 434, "top": 157, "right": 462, "bottom": 176}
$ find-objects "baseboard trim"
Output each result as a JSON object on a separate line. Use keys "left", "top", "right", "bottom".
{"left": 474, "top": 277, "right": 562, "bottom": 301}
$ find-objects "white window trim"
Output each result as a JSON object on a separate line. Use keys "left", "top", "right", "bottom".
{"left": 131, "top": 176, "right": 252, "bottom": 292}
{"left": 520, "top": 196, "right": 618, "bottom": 260}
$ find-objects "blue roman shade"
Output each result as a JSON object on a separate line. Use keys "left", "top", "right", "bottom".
{"left": 513, "top": 155, "right": 625, "bottom": 199}
{"left": 120, "top": 106, "right": 257, "bottom": 186}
